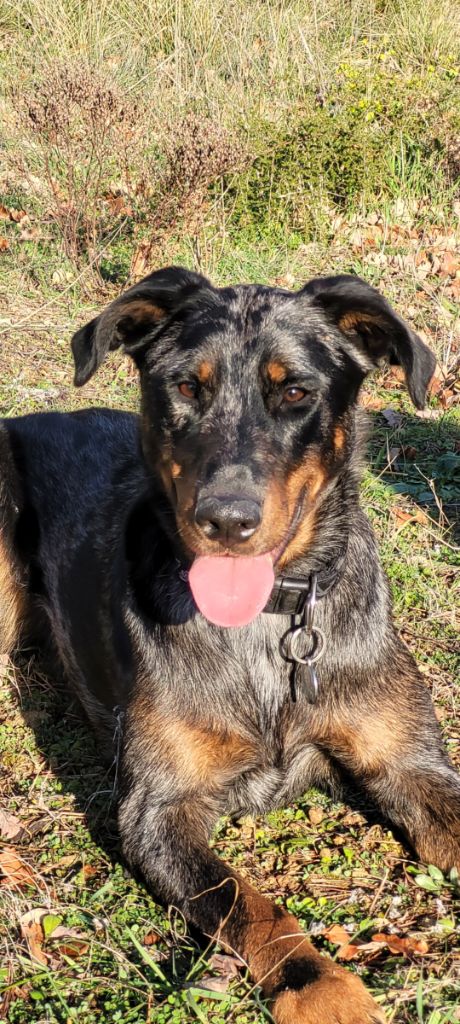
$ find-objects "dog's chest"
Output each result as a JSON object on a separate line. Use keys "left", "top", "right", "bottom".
{"left": 138, "top": 612, "right": 324, "bottom": 813}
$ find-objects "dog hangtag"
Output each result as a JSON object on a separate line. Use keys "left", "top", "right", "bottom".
{"left": 292, "top": 660, "right": 319, "bottom": 704}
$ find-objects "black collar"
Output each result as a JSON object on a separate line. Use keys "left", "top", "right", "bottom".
{"left": 263, "top": 547, "right": 347, "bottom": 616}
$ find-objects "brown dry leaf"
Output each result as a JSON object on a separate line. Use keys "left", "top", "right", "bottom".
{"left": 18, "top": 227, "right": 39, "bottom": 242}
{"left": 429, "top": 373, "right": 444, "bottom": 396}
{"left": 107, "top": 194, "right": 133, "bottom": 217}
{"left": 41, "top": 853, "right": 80, "bottom": 875}
{"left": 448, "top": 278, "right": 460, "bottom": 299}
{"left": 414, "top": 508, "right": 429, "bottom": 526}
{"left": 0, "top": 849, "right": 36, "bottom": 888}
{"left": 372, "top": 932, "right": 429, "bottom": 956}
{"left": 323, "top": 925, "right": 362, "bottom": 961}
{"left": 392, "top": 508, "right": 415, "bottom": 525}
{"left": 80, "top": 864, "right": 98, "bottom": 880}
{"left": 341, "top": 810, "right": 365, "bottom": 826}
{"left": 0, "top": 204, "right": 9, "bottom": 218}
{"left": 19, "top": 909, "right": 48, "bottom": 965}
{"left": 143, "top": 931, "right": 160, "bottom": 946}
{"left": 338, "top": 938, "right": 388, "bottom": 962}
{"left": 336, "top": 942, "right": 365, "bottom": 961}
{"left": 0, "top": 809, "right": 23, "bottom": 840}
{"left": 0, "top": 237, "right": 10, "bottom": 252}
{"left": 9, "top": 209, "right": 28, "bottom": 223}
{"left": 308, "top": 806, "right": 324, "bottom": 825}
{"left": 439, "top": 253, "right": 460, "bottom": 278}
{"left": 323, "top": 924, "right": 351, "bottom": 946}
{"left": 48, "top": 924, "right": 90, "bottom": 958}
{"left": 402, "top": 445, "right": 417, "bottom": 460}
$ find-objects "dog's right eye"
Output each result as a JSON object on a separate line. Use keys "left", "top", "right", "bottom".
{"left": 178, "top": 381, "right": 198, "bottom": 399}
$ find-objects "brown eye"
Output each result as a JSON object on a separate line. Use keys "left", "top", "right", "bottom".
{"left": 178, "top": 381, "right": 197, "bottom": 399}
{"left": 283, "top": 386, "right": 307, "bottom": 404}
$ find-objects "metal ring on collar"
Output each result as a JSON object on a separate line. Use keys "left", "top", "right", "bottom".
{"left": 288, "top": 626, "right": 325, "bottom": 665}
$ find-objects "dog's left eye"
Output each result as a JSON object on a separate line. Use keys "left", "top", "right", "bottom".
{"left": 178, "top": 381, "right": 198, "bottom": 399}
{"left": 283, "top": 386, "right": 307, "bottom": 404}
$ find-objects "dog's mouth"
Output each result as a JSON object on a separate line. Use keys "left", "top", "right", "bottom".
{"left": 188, "top": 500, "right": 305, "bottom": 628}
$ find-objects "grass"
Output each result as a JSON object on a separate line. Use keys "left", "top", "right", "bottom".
{"left": 0, "top": 0, "right": 460, "bottom": 1020}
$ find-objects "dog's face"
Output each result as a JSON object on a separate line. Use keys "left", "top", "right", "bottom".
{"left": 72, "top": 268, "right": 435, "bottom": 573}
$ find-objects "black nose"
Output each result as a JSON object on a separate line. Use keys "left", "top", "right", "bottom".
{"left": 195, "top": 495, "right": 261, "bottom": 544}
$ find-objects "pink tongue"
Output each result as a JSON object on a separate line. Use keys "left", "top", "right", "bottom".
{"left": 189, "top": 554, "right": 275, "bottom": 627}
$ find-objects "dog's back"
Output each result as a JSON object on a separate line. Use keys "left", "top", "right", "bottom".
{"left": 0, "top": 408, "right": 142, "bottom": 665}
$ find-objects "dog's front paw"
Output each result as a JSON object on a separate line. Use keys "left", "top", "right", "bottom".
{"left": 271, "top": 966, "right": 385, "bottom": 1024}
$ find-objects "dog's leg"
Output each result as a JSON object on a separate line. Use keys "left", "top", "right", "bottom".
{"left": 118, "top": 700, "right": 384, "bottom": 1024}
{"left": 325, "top": 653, "right": 460, "bottom": 871}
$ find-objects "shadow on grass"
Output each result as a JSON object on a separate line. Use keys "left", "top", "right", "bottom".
{"left": 366, "top": 408, "right": 460, "bottom": 539}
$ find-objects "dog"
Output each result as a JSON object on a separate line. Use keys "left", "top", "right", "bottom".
{"left": 1, "top": 267, "right": 459, "bottom": 1024}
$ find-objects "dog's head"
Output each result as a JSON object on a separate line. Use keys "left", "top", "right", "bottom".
{"left": 72, "top": 267, "right": 435, "bottom": 624}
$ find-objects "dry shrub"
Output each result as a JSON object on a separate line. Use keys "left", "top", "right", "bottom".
{"left": 130, "top": 112, "right": 247, "bottom": 278}
{"left": 10, "top": 60, "right": 149, "bottom": 283}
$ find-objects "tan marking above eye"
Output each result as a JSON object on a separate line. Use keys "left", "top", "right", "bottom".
{"left": 197, "top": 361, "right": 214, "bottom": 384}
{"left": 333, "top": 425, "right": 345, "bottom": 451}
{"left": 266, "top": 361, "right": 287, "bottom": 383}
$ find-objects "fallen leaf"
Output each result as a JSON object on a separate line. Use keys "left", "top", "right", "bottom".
{"left": 371, "top": 932, "right": 429, "bottom": 956}
{"left": 336, "top": 942, "right": 366, "bottom": 961}
{"left": 19, "top": 909, "right": 48, "bottom": 965}
{"left": 439, "top": 253, "right": 460, "bottom": 278}
{"left": 79, "top": 864, "right": 98, "bottom": 881}
{"left": 323, "top": 924, "right": 351, "bottom": 946}
{"left": 143, "top": 931, "right": 160, "bottom": 946}
{"left": 341, "top": 810, "right": 365, "bottom": 826}
{"left": 414, "top": 508, "right": 429, "bottom": 526}
{"left": 18, "top": 227, "right": 39, "bottom": 242}
{"left": 392, "top": 508, "right": 415, "bottom": 524}
{"left": 0, "top": 849, "right": 36, "bottom": 888}
{"left": 0, "top": 204, "right": 9, "bottom": 218}
{"left": 106, "top": 194, "right": 133, "bottom": 217}
{"left": 0, "top": 809, "right": 23, "bottom": 840}
{"left": 308, "top": 806, "right": 324, "bottom": 825}
{"left": 8, "top": 209, "right": 28, "bottom": 223}
{"left": 0, "top": 237, "right": 10, "bottom": 252}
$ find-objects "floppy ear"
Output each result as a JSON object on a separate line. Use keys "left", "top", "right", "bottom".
{"left": 301, "top": 274, "right": 436, "bottom": 409}
{"left": 71, "top": 266, "right": 212, "bottom": 386}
